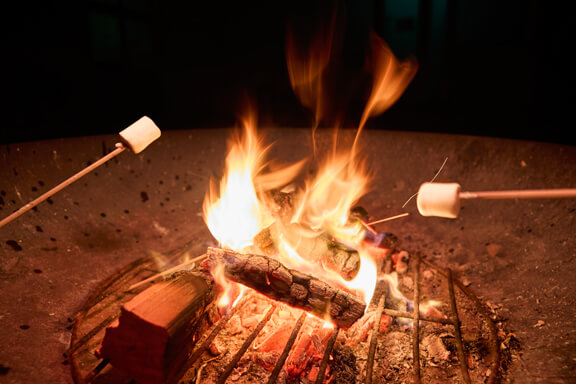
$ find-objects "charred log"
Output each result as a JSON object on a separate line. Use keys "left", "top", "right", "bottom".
{"left": 205, "top": 247, "right": 366, "bottom": 329}
{"left": 253, "top": 225, "right": 361, "bottom": 281}
{"left": 98, "top": 271, "right": 214, "bottom": 384}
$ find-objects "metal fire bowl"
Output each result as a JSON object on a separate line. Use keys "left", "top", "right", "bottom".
{"left": 1, "top": 128, "right": 575, "bottom": 384}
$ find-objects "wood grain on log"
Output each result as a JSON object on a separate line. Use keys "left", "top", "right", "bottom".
{"left": 98, "top": 272, "right": 214, "bottom": 384}
{"left": 206, "top": 247, "right": 366, "bottom": 329}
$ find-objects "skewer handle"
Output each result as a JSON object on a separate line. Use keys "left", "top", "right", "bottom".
{"left": 0, "top": 143, "right": 126, "bottom": 229}
{"left": 417, "top": 182, "right": 576, "bottom": 219}
{"left": 460, "top": 189, "right": 576, "bottom": 200}
{"left": 0, "top": 116, "right": 161, "bottom": 230}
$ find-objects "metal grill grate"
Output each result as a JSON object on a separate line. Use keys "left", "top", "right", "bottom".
{"left": 68, "top": 250, "right": 501, "bottom": 384}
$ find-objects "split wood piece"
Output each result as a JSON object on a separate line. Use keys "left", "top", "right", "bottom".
{"left": 254, "top": 225, "right": 361, "bottom": 281}
{"left": 98, "top": 272, "right": 214, "bottom": 384}
{"left": 206, "top": 247, "right": 366, "bottom": 329}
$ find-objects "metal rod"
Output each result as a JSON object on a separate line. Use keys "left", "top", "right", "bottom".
{"left": 217, "top": 304, "right": 277, "bottom": 384}
{"left": 66, "top": 313, "right": 119, "bottom": 357}
{"left": 451, "top": 273, "right": 502, "bottom": 384}
{"left": 418, "top": 255, "right": 501, "bottom": 383}
{"left": 84, "top": 359, "right": 110, "bottom": 383}
{"left": 382, "top": 308, "right": 453, "bottom": 325}
{"left": 267, "top": 311, "right": 306, "bottom": 384}
{"left": 314, "top": 326, "right": 340, "bottom": 384}
{"left": 169, "top": 303, "right": 238, "bottom": 383}
{"left": 0, "top": 143, "right": 126, "bottom": 229}
{"left": 187, "top": 304, "right": 238, "bottom": 367}
{"left": 366, "top": 212, "right": 410, "bottom": 226}
{"left": 447, "top": 268, "right": 472, "bottom": 384}
{"left": 412, "top": 257, "right": 421, "bottom": 383}
{"left": 72, "top": 257, "right": 154, "bottom": 322}
{"left": 365, "top": 293, "right": 386, "bottom": 384}
{"left": 460, "top": 188, "right": 576, "bottom": 200}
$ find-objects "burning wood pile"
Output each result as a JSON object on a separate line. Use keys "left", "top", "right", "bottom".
{"left": 73, "top": 119, "right": 505, "bottom": 383}
{"left": 69, "top": 215, "right": 504, "bottom": 384}
{"left": 65, "top": 25, "right": 514, "bottom": 384}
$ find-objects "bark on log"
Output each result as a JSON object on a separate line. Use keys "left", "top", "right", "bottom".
{"left": 205, "top": 247, "right": 366, "bottom": 329}
{"left": 97, "top": 271, "right": 214, "bottom": 384}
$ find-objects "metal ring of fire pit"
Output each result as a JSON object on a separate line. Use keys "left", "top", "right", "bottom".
{"left": 67, "top": 243, "right": 504, "bottom": 384}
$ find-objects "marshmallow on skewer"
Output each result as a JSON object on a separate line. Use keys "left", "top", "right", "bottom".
{"left": 0, "top": 116, "right": 161, "bottom": 229}
{"left": 119, "top": 116, "right": 161, "bottom": 154}
{"left": 416, "top": 182, "right": 576, "bottom": 219}
{"left": 417, "top": 182, "right": 462, "bottom": 218}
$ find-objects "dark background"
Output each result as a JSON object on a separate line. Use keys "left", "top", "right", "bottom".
{"left": 1, "top": 0, "right": 573, "bottom": 145}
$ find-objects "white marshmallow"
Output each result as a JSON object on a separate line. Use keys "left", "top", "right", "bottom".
{"left": 119, "top": 116, "right": 161, "bottom": 154}
{"left": 417, "top": 182, "right": 461, "bottom": 218}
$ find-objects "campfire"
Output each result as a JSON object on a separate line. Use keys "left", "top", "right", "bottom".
{"left": 64, "top": 22, "right": 515, "bottom": 384}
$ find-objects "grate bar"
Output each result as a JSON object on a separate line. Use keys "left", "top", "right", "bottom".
{"left": 382, "top": 308, "right": 453, "bottom": 325}
{"left": 365, "top": 293, "right": 386, "bottom": 384}
{"left": 412, "top": 257, "right": 421, "bottom": 383}
{"left": 71, "top": 258, "right": 155, "bottom": 322}
{"left": 266, "top": 311, "right": 307, "bottom": 384}
{"left": 177, "top": 303, "right": 239, "bottom": 380}
{"left": 66, "top": 313, "right": 119, "bottom": 357}
{"left": 216, "top": 304, "right": 277, "bottom": 384}
{"left": 419, "top": 255, "right": 501, "bottom": 383}
{"left": 447, "top": 268, "right": 472, "bottom": 384}
{"left": 314, "top": 326, "right": 340, "bottom": 384}
{"left": 84, "top": 359, "right": 110, "bottom": 383}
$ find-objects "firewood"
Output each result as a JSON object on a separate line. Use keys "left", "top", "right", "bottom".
{"left": 97, "top": 271, "right": 214, "bottom": 384}
{"left": 255, "top": 190, "right": 361, "bottom": 280}
{"left": 205, "top": 247, "right": 366, "bottom": 329}
{"left": 253, "top": 224, "right": 361, "bottom": 281}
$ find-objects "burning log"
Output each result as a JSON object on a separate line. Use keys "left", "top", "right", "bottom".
{"left": 205, "top": 247, "right": 366, "bottom": 329}
{"left": 254, "top": 224, "right": 361, "bottom": 281}
{"left": 97, "top": 271, "right": 214, "bottom": 384}
{"left": 293, "top": 233, "right": 361, "bottom": 281}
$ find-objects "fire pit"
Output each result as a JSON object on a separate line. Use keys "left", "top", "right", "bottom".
{"left": 1, "top": 128, "right": 575, "bottom": 384}
{"left": 68, "top": 240, "right": 503, "bottom": 384}
{"left": 67, "top": 119, "right": 510, "bottom": 383}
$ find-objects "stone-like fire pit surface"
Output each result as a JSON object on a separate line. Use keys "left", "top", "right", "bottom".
{"left": 1, "top": 128, "right": 575, "bottom": 383}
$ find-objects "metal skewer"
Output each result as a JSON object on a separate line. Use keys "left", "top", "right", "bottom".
{"left": 0, "top": 116, "right": 160, "bottom": 229}
{"left": 417, "top": 182, "right": 576, "bottom": 218}
{"left": 459, "top": 188, "right": 576, "bottom": 200}
{"left": 0, "top": 144, "right": 126, "bottom": 229}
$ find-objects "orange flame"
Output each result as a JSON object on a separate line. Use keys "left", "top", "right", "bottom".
{"left": 285, "top": 14, "right": 335, "bottom": 128}
{"left": 353, "top": 32, "right": 418, "bottom": 154}
{"left": 202, "top": 113, "right": 272, "bottom": 251}
{"left": 278, "top": 235, "right": 378, "bottom": 306}
{"left": 291, "top": 150, "right": 370, "bottom": 245}
{"left": 203, "top": 22, "right": 416, "bottom": 322}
